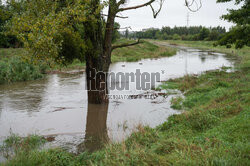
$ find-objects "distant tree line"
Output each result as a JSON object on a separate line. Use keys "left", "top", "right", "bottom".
{"left": 123, "top": 26, "right": 226, "bottom": 41}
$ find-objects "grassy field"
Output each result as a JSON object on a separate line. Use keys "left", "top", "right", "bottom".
{"left": 1, "top": 41, "right": 249, "bottom": 165}
{"left": 111, "top": 39, "right": 177, "bottom": 62}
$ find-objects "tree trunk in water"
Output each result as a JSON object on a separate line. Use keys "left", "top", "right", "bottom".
{"left": 77, "top": 102, "right": 109, "bottom": 152}
{"left": 85, "top": 1, "right": 116, "bottom": 104}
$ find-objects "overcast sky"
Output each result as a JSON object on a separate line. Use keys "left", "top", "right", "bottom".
{"left": 2, "top": 0, "right": 238, "bottom": 31}
{"left": 106, "top": 0, "right": 239, "bottom": 31}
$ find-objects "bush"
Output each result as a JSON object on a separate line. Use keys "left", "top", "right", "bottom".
{"left": 172, "top": 34, "right": 181, "bottom": 40}
{"left": 0, "top": 57, "right": 44, "bottom": 84}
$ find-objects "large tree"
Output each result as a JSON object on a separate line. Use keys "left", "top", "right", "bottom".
{"left": 216, "top": 0, "right": 249, "bottom": 48}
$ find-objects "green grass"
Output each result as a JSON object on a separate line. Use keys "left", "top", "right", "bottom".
{"left": 52, "top": 59, "right": 86, "bottom": 71}
{"left": 0, "top": 134, "right": 46, "bottom": 162}
{"left": 111, "top": 39, "right": 177, "bottom": 62}
{"left": 2, "top": 41, "right": 250, "bottom": 165}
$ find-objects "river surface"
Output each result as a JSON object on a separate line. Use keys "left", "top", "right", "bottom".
{"left": 0, "top": 44, "right": 234, "bottom": 154}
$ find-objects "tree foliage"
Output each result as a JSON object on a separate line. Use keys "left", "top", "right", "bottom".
{"left": 0, "top": 0, "right": 20, "bottom": 48}
{"left": 216, "top": 0, "right": 249, "bottom": 48}
{"left": 7, "top": 0, "right": 92, "bottom": 65}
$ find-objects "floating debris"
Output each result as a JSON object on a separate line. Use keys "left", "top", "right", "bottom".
{"left": 52, "top": 107, "right": 74, "bottom": 112}
{"left": 43, "top": 136, "right": 55, "bottom": 142}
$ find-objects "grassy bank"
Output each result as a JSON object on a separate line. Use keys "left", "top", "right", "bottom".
{"left": 2, "top": 41, "right": 249, "bottom": 165}
{"left": 111, "top": 39, "right": 177, "bottom": 62}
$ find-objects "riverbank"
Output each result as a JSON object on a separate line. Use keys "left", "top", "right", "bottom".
{"left": 111, "top": 39, "right": 177, "bottom": 62}
{"left": 1, "top": 41, "right": 249, "bottom": 165}
{"left": 0, "top": 40, "right": 176, "bottom": 84}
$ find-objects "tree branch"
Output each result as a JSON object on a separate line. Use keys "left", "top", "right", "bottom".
{"left": 118, "top": 26, "right": 132, "bottom": 30}
{"left": 150, "top": 0, "right": 165, "bottom": 18}
{"left": 185, "top": 0, "right": 202, "bottom": 12}
{"left": 112, "top": 39, "right": 142, "bottom": 51}
{"left": 118, "top": 0, "right": 155, "bottom": 12}
{"left": 102, "top": 14, "right": 128, "bottom": 19}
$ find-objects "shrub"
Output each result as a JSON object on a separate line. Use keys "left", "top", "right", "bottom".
{"left": 172, "top": 34, "right": 181, "bottom": 40}
{"left": 0, "top": 57, "right": 44, "bottom": 84}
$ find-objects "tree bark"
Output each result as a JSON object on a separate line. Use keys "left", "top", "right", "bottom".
{"left": 85, "top": 0, "right": 116, "bottom": 104}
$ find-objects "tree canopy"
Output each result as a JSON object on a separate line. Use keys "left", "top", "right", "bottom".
{"left": 7, "top": 0, "right": 92, "bottom": 65}
{"left": 216, "top": 0, "right": 249, "bottom": 48}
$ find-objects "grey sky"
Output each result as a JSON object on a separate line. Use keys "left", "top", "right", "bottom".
{"left": 108, "top": 0, "right": 239, "bottom": 31}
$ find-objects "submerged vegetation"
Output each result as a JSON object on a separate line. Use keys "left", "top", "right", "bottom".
{"left": 2, "top": 41, "right": 249, "bottom": 165}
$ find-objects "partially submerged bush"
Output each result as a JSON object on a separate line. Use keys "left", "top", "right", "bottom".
{"left": 0, "top": 57, "right": 44, "bottom": 84}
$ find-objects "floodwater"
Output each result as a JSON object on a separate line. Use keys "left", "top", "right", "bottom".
{"left": 0, "top": 44, "right": 234, "bottom": 154}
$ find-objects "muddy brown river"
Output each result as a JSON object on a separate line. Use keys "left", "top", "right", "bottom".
{"left": 0, "top": 44, "right": 234, "bottom": 156}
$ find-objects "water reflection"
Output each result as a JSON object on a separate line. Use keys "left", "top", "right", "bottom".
{"left": 78, "top": 103, "right": 109, "bottom": 152}
{"left": 198, "top": 52, "right": 220, "bottom": 63}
